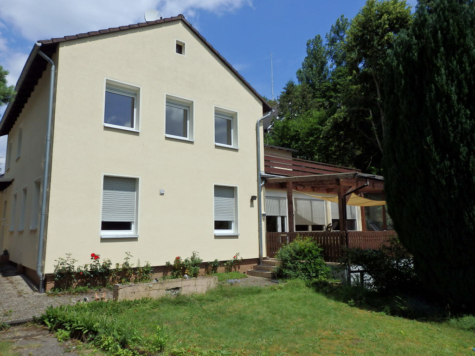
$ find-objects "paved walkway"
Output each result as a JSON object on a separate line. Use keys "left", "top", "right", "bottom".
{"left": 0, "top": 264, "right": 112, "bottom": 323}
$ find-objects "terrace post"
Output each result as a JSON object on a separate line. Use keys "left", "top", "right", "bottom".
{"left": 287, "top": 181, "right": 294, "bottom": 233}
{"left": 337, "top": 183, "right": 348, "bottom": 244}
{"left": 382, "top": 193, "right": 387, "bottom": 231}
{"left": 360, "top": 193, "right": 367, "bottom": 231}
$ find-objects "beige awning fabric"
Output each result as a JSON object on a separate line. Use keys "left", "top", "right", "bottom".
{"left": 295, "top": 191, "right": 386, "bottom": 207}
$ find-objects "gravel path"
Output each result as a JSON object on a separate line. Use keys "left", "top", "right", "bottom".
{"left": 0, "top": 264, "right": 112, "bottom": 323}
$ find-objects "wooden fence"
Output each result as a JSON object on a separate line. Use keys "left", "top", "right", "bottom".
{"left": 266, "top": 231, "right": 396, "bottom": 262}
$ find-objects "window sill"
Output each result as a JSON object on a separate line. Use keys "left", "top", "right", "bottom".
{"left": 30, "top": 227, "right": 38, "bottom": 231}
{"left": 165, "top": 134, "right": 194, "bottom": 143}
{"left": 101, "top": 234, "right": 138, "bottom": 239}
{"left": 215, "top": 143, "right": 238, "bottom": 150}
{"left": 214, "top": 233, "right": 239, "bottom": 237}
{"left": 104, "top": 124, "right": 140, "bottom": 133}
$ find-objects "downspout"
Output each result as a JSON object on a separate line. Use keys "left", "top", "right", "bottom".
{"left": 36, "top": 48, "right": 55, "bottom": 293}
{"left": 256, "top": 111, "right": 272, "bottom": 264}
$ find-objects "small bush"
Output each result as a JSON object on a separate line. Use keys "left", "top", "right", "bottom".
{"left": 340, "top": 237, "right": 419, "bottom": 294}
{"left": 448, "top": 315, "right": 475, "bottom": 332}
{"left": 205, "top": 259, "right": 220, "bottom": 275}
{"left": 275, "top": 236, "right": 330, "bottom": 281}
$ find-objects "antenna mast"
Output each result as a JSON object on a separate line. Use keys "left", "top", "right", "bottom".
{"left": 271, "top": 53, "right": 274, "bottom": 101}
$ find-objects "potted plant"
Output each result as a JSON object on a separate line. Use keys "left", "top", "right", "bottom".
{"left": 0, "top": 249, "right": 9, "bottom": 264}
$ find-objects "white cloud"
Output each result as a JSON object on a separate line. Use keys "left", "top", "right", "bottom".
{"left": 0, "top": 0, "right": 252, "bottom": 42}
{"left": 232, "top": 63, "right": 249, "bottom": 72}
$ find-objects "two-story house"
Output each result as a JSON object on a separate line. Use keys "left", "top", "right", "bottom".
{"left": 0, "top": 15, "right": 271, "bottom": 291}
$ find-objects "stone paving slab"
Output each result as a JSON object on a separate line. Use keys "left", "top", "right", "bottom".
{"left": 0, "top": 264, "right": 113, "bottom": 323}
{"left": 0, "top": 324, "right": 82, "bottom": 356}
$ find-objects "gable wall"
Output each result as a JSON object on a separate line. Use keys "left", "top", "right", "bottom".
{"left": 0, "top": 57, "right": 55, "bottom": 271}
{"left": 44, "top": 21, "right": 263, "bottom": 272}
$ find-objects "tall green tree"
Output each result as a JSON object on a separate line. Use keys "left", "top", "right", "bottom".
{"left": 269, "top": 0, "right": 412, "bottom": 173}
{"left": 345, "top": 0, "right": 412, "bottom": 152}
{"left": 384, "top": 0, "right": 475, "bottom": 306}
{"left": 0, "top": 65, "right": 15, "bottom": 106}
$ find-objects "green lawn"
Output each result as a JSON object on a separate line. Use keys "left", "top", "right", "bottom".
{"left": 105, "top": 280, "right": 473, "bottom": 355}
{"left": 0, "top": 341, "right": 17, "bottom": 356}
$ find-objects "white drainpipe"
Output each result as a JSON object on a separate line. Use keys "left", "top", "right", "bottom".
{"left": 256, "top": 111, "right": 272, "bottom": 264}
{"left": 36, "top": 47, "right": 55, "bottom": 293}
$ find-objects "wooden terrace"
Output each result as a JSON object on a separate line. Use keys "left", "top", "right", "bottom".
{"left": 263, "top": 154, "right": 393, "bottom": 261}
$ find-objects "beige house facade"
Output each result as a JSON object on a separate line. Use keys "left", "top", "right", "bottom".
{"left": 0, "top": 15, "right": 271, "bottom": 289}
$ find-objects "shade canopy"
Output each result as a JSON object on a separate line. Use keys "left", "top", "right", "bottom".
{"left": 296, "top": 191, "right": 386, "bottom": 207}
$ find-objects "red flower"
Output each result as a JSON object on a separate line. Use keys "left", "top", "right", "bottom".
{"left": 80, "top": 272, "right": 83, "bottom": 275}
{"left": 91, "top": 253, "right": 96, "bottom": 258}
{"left": 94, "top": 255, "right": 99, "bottom": 260}
{"left": 233, "top": 256, "right": 236, "bottom": 259}
{"left": 176, "top": 256, "right": 180, "bottom": 260}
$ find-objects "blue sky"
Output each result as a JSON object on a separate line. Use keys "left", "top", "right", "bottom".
{"left": 0, "top": 0, "right": 417, "bottom": 169}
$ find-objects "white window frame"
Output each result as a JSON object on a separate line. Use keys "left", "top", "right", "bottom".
{"left": 100, "top": 174, "right": 140, "bottom": 239}
{"left": 165, "top": 94, "right": 194, "bottom": 142}
{"left": 103, "top": 79, "right": 141, "bottom": 133}
{"left": 9, "top": 193, "right": 17, "bottom": 232}
{"left": 6, "top": 142, "right": 12, "bottom": 171}
{"left": 19, "top": 186, "right": 27, "bottom": 231}
{"left": 30, "top": 178, "right": 41, "bottom": 230}
{"left": 16, "top": 128, "right": 22, "bottom": 160}
{"left": 214, "top": 184, "right": 239, "bottom": 237}
{"left": 214, "top": 106, "right": 238, "bottom": 150}
{"left": 175, "top": 39, "right": 186, "bottom": 56}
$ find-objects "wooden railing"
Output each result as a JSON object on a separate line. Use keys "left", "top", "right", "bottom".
{"left": 264, "top": 155, "right": 358, "bottom": 177}
{"left": 266, "top": 231, "right": 396, "bottom": 262}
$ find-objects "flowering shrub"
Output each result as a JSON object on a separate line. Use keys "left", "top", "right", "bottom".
{"left": 53, "top": 252, "right": 152, "bottom": 290}
{"left": 166, "top": 252, "right": 203, "bottom": 278}
{"left": 224, "top": 253, "right": 242, "bottom": 272}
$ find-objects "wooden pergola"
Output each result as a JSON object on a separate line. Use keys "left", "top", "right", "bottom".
{"left": 265, "top": 172, "right": 385, "bottom": 241}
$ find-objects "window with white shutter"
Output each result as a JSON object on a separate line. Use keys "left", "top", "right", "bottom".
{"left": 214, "top": 185, "right": 237, "bottom": 235}
{"left": 101, "top": 176, "right": 138, "bottom": 237}
{"left": 265, "top": 197, "right": 287, "bottom": 233}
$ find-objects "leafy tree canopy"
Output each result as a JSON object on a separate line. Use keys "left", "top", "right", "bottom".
{"left": 0, "top": 65, "right": 15, "bottom": 107}
{"left": 267, "top": 0, "right": 412, "bottom": 173}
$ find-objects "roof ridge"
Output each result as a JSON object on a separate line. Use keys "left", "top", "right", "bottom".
{"left": 38, "top": 14, "right": 185, "bottom": 45}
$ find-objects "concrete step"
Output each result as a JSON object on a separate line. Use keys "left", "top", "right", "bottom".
{"left": 253, "top": 265, "right": 275, "bottom": 272}
{"left": 247, "top": 270, "right": 273, "bottom": 278}
{"left": 262, "top": 258, "right": 280, "bottom": 267}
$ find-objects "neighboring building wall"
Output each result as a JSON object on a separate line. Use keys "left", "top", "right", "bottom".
{"left": 0, "top": 62, "right": 52, "bottom": 271}
{"left": 43, "top": 21, "right": 263, "bottom": 273}
{"left": 264, "top": 147, "right": 293, "bottom": 160}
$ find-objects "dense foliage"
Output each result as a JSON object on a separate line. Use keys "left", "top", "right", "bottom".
{"left": 0, "top": 65, "right": 14, "bottom": 107}
{"left": 267, "top": 0, "right": 412, "bottom": 173}
{"left": 275, "top": 236, "right": 330, "bottom": 280}
{"left": 40, "top": 301, "right": 167, "bottom": 356}
{"left": 340, "top": 238, "right": 418, "bottom": 293}
{"left": 384, "top": 0, "right": 475, "bottom": 307}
